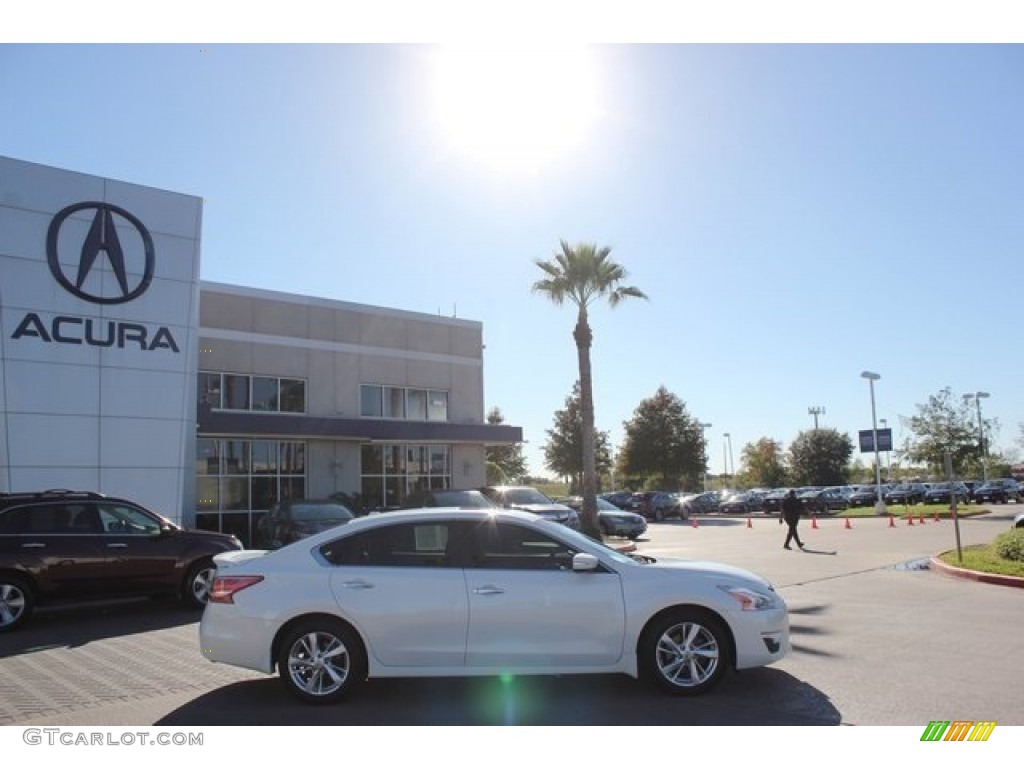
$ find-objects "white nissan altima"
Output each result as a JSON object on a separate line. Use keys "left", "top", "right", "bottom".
{"left": 200, "top": 509, "right": 789, "bottom": 704}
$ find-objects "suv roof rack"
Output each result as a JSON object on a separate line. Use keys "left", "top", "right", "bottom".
{"left": 0, "top": 489, "right": 107, "bottom": 500}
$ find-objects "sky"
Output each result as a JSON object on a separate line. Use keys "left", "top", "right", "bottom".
{"left": 3, "top": 6, "right": 1024, "bottom": 480}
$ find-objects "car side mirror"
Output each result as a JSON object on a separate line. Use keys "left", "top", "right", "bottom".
{"left": 572, "top": 552, "right": 600, "bottom": 572}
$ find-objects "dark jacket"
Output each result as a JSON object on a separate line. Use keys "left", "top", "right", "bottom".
{"left": 782, "top": 493, "right": 802, "bottom": 524}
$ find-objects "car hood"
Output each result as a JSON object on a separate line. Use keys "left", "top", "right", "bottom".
{"left": 643, "top": 556, "right": 775, "bottom": 589}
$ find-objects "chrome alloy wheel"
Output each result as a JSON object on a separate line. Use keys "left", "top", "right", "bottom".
{"left": 286, "top": 631, "right": 351, "bottom": 698}
{"left": 655, "top": 620, "right": 721, "bottom": 689}
{"left": 0, "top": 582, "right": 28, "bottom": 630}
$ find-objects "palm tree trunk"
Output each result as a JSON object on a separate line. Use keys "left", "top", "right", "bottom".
{"left": 574, "top": 312, "right": 601, "bottom": 540}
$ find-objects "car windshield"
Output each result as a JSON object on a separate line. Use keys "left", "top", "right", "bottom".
{"left": 290, "top": 503, "right": 354, "bottom": 522}
{"left": 504, "top": 488, "right": 554, "bottom": 505}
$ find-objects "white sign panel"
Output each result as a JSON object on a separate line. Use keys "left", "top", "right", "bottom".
{"left": 0, "top": 156, "right": 201, "bottom": 523}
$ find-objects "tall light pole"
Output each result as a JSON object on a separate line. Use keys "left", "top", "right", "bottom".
{"left": 698, "top": 422, "right": 712, "bottom": 491}
{"left": 723, "top": 432, "right": 734, "bottom": 489}
{"left": 861, "top": 371, "right": 886, "bottom": 515}
{"left": 963, "top": 392, "right": 991, "bottom": 481}
{"left": 808, "top": 406, "right": 825, "bottom": 430}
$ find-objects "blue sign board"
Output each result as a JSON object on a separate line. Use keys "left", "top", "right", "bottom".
{"left": 859, "top": 428, "right": 892, "bottom": 453}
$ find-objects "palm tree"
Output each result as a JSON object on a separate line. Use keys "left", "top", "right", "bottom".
{"left": 532, "top": 241, "right": 647, "bottom": 539}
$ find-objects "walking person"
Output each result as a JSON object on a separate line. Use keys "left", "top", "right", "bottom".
{"left": 781, "top": 489, "right": 805, "bottom": 550}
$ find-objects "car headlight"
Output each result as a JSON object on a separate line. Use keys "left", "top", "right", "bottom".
{"left": 719, "top": 585, "right": 781, "bottom": 611}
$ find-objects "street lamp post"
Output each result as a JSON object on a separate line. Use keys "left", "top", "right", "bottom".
{"left": 963, "top": 392, "right": 991, "bottom": 481}
{"left": 861, "top": 371, "right": 887, "bottom": 515}
{"left": 699, "top": 422, "right": 712, "bottom": 492}
{"left": 723, "top": 432, "right": 734, "bottom": 489}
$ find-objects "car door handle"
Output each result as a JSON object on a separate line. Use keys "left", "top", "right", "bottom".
{"left": 339, "top": 580, "right": 374, "bottom": 590}
{"left": 21, "top": 543, "right": 46, "bottom": 549}
{"left": 472, "top": 585, "right": 505, "bottom": 595}
{"left": 106, "top": 543, "right": 128, "bottom": 549}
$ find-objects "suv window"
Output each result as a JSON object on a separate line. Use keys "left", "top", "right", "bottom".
{"left": 96, "top": 503, "right": 163, "bottom": 535}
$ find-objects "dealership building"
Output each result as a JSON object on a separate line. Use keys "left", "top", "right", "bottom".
{"left": 0, "top": 156, "right": 521, "bottom": 545}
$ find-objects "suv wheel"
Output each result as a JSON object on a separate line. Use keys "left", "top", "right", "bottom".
{"left": 0, "top": 575, "right": 34, "bottom": 632}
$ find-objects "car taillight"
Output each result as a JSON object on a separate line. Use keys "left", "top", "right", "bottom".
{"left": 209, "top": 575, "right": 264, "bottom": 604}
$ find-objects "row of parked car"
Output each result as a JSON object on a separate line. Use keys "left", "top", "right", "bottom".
{"left": 599, "top": 478, "right": 1024, "bottom": 519}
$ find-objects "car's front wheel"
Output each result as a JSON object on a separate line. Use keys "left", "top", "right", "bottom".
{"left": 0, "top": 575, "right": 34, "bottom": 633}
{"left": 278, "top": 619, "right": 367, "bottom": 704}
{"left": 640, "top": 609, "right": 729, "bottom": 695}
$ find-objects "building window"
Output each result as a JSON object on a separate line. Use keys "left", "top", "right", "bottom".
{"left": 360, "top": 443, "right": 451, "bottom": 510}
{"left": 199, "top": 372, "right": 306, "bottom": 414}
{"left": 360, "top": 384, "right": 448, "bottom": 422}
{"left": 194, "top": 438, "right": 306, "bottom": 547}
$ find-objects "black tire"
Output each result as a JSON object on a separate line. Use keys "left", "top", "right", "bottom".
{"left": 277, "top": 618, "right": 367, "bottom": 704}
{"left": 182, "top": 558, "right": 216, "bottom": 609}
{"left": 0, "top": 575, "right": 34, "bottom": 633}
{"left": 640, "top": 609, "right": 730, "bottom": 695}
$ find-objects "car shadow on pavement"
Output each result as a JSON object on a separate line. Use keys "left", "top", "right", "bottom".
{"left": 0, "top": 599, "right": 200, "bottom": 658}
{"left": 156, "top": 669, "right": 842, "bottom": 726}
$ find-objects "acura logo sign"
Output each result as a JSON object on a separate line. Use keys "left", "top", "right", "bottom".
{"left": 46, "top": 202, "right": 155, "bottom": 304}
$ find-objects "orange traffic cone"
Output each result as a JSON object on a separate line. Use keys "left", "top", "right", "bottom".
{"left": 691, "top": 515, "right": 698, "bottom": 528}
{"left": 844, "top": 516, "right": 852, "bottom": 530}
{"left": 888, "top": 514, "right": 895, "bottom": 528}
{"left": 811, "top": 514, "right": 819, "bottom": 529}
{"left": 918, "top": 511, "right": 925, "bottom": 524}
{"left": 934, "top": 510, "right": 941, "bottom": 522}
{"left": 907, "top": 513, "right": 914, "bottom": 526}
{"left": 747, "top": 516, "right": 753, "bottom": 529}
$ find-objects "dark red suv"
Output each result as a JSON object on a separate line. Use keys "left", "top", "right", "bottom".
{"left": 0, "top": 490, "right": 242, "bottom": 632}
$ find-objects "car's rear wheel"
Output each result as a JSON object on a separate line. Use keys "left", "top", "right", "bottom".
{"left": 182, "top": 558, "right": 216, "bottom": 609}
{"left": 278, "top": 618, "right": 366, "bottom": 704}
{"left": 640, "top": 609, "right": 729, "bottom": 695}
{"left": 0, "top": 575, "right": 34, "bottom": 633}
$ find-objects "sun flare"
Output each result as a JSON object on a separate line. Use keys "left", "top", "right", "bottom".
{"left": 428, "top": 45, "right": 601, "bottom": 175}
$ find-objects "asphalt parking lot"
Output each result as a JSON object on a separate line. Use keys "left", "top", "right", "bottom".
{"left": 0, "top": 507, "right": 1021, "bottom": 727}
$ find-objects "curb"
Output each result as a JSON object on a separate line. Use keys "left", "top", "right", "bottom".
{"left": 929, "top": 553, "right": 1024, "bottom": 589}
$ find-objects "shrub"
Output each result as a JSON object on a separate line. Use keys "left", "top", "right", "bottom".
{"left": 994, "top": 529, "right": 1024, "bottom": 561}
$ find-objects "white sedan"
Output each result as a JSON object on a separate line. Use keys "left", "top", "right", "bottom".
{"left": 200, "top": 509, "right": 789, "bottom": 704}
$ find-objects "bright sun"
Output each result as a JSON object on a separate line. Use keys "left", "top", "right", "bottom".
{"left": 427, "top": 45, "right": 601, "bottom": 175}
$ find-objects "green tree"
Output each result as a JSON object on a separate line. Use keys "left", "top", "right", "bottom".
{"left": 484, "top": 407, "right": 528, "bottom": 483}
{"left": 738, "top": 438, "right": 789, "bottom": 488}
{"left": 618, "top": 386, "right": 704, "bottom": 491}
{"left": 542, "top": 382, "right": 613, "bottom": 493}
{"left": 533, "top": 241, "right": 647, "bottom": 538}
{"left": 788, "top": 429, "right": 853, "bottom": 486}
{"left": 902, "top": 387, "right": 990, "bottom": 475}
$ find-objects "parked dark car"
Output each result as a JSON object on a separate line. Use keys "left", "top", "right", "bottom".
{"left": 847, "top": 485, "right": 881, "bottom": 507}
{"left": 0, "top": 489, "right": 242, "bottom": 632}
{"left": 560, "top": 496, "right": 648, "bottom": 540}
{"left": 677, "top": 491, "right": 719, "bottom": 518}
{"left": 718, "top": 491, "right": 765, "bottom": 514}
{"left": 972, "top": 479, "right": 1021, "bottom": 505}
{"left": 253, "top": 498, "right": 356, "bottom": 549}
{"left": 479, "top": 486, "right": 580, "bottom": 529}
{"left": 883, "top": 483, "right": 928, "bottom": 506}
{"left": 923, "top": 482, "right": 970, "bottom": 506}
{"left": 625, "top": 491, "right": 680, "bottom": 522}
{"left": 400, "top": 489, "right": 496, "bottom": 509}
{"left": 599, "top": 491, "right": 635, "bottom": 510}
{"left": 797, "top": 487, "right": 849, "bottom": 515}
{"left": 761, "top": 488, "right": 791, "bottom": 514}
